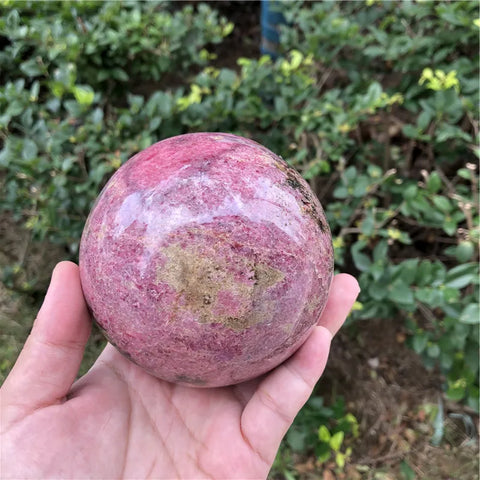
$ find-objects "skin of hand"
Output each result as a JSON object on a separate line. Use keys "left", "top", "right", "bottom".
{"left": 0, "top": 261, "right": 359, "bottom": 480}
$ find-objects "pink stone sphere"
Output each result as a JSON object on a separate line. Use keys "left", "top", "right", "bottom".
{"left": 79, "top": 133, "right": 333, "bottom": 387}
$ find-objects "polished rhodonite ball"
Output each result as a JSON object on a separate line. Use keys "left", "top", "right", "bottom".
{"left": 79, "top": 133, "right": 333, "bottom": 387}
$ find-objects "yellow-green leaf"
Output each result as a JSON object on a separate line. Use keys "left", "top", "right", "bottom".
{"left": 318, "top": 425, "right": 331, "bottom": 442}
{"left": 72, "top": 85, "right": 95, "bottom": 106}
{"left": 330, "top": 431, "right": 344, "bottom": 452}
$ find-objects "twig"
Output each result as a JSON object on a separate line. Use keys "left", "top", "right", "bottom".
{"left": 18, "top": 227, "right": 33, "bottom": 268}
{"left": 401, "top": 18, "right": 416, "bottom": 39}
{"left": 403, "top": 139, "right": 415, "bottom": 177}
{"left": 357, "top": 449, "right": 410, "bottom": 467}
{"left": 316, "top": 66, "right": 333, "bottom": 92}
{"left": 468, "top": 164, "right": 479, "bottom": 212}
{"left": 317, "top": 170, "right": 339, "bottom": 203}
{"left": 465, "top": 109, "right": 479, "bottom": 138}
{"left": 436, "top": 165, "right": 476, "bottom": 231}
{"left": 338, "top": 169, "right": 397, "bottom": 238}
{"left": 416, "top": 302, "right": 438, "bottom": 327}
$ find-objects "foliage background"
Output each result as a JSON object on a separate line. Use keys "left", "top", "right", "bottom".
{"left": 0, "top": 1, "right": 478, "bottom": 478}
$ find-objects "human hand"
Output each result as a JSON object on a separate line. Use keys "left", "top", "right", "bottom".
{"left": 1, "top": 261, "right": 359, "bottom": 479}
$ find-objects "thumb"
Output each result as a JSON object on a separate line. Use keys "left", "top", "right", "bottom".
{"left": 1, "top": 261, "right": 91, "bottom": 420}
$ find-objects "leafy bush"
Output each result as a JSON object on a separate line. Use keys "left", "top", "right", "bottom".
{"left": 272, "top": 397, "right": 359, "bottom": 477}
{"left": 277, "top": 0, "right": 479, "bottom": 412}
{"left": 0, "top": 0, "right": 478, "bottom": 455}
{"left": 0, "top": 0, "right": 233, "bottom": 251}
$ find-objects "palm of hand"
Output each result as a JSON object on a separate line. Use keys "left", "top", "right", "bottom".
{"left": 66, "top": 347, "right": 273, "bottom": 479}
{"left": 1, "top": 263, "right": 358, "bottom": 479}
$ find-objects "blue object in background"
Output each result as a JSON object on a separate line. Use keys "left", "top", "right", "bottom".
{"left": 260, "top": 0, "right": 287, "bottom": 59}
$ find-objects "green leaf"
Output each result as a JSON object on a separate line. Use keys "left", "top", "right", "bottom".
{"left": 455, "top": 241, "right": 475, "bottom": 263}
{"left": 48, "top": 80, "right": 65, "bottom": 101}
{"left": 398, "top": 258, "right": 419, "bottom": 286}
{"left": 415, "top": 287, "right": 443, "bottom": 308}
{"left": 445, "top": 263, "right": 478, "bottom": 289}
{"left": 370, "top": 261, "right": 386, "bottom": 282}
{"left": 0, "top": 143, "right": 11, "bottom": 167}
{"left": 149, "top": 116, "right": 161, "bottom": 131}
{"left": 373, "top": 240, "right": 389, "bottom": 263}
{"left": 459, "top": 303, "right": 480, "bottom": 324}
{"left": 30, "top": 81, "right": 40, "bottom": 102}
{"left": 352, "top": 176, "right": 370, "bottom": 197}
{"left": 457, "top": 168, "right": 472, "bottom": 180}
{"left": 443, "top": 287, "right": 459, "bottom": 303}
{"left": 318, "top": 425, "right": 331, "bottom": 442}
{"left": 351, "top": 243, "right": 371, "bottom": 272}
{"left": 432, "top": 195, "right": 452, "bottom": 213}
{"left": 22, "top": 139, "right": 38, "bottom": 160}
{"left": 274, "top": 96, "right": 288, "bottom": 116}
{"left": 330, "top": 431, "right": 344, "bottom": 452}
{"left": 317, "top": 443, "right": 331, "bottom": 464}
{"left": 446, "top": 378, "right": 467, "bottom": 401}
{"left": 367, "top": 164, "right": 382, "bottom": 178}
{"left": 417, "top": 110, "right": 432, "bottom": 131}
{"left": 402, "top": 124, "right": 420, "bottom": 139}
{"left": 426, "top": 171, "right": 441, "bottom": 193}
{"left": 360, "top": 213, "right": 375, "bottom": 235}
{"left": 112, "top": 68, "right": 129, "bottom": 82}
{"left": 467, "top": 387, "right": 479, "bottom": 412}
{"left": 427, "top": 343, "right": 440, "bottom": 358}
{"left": 442, "top": 216, "right": 457, "bottom": 236}
{"left": 412, "top": 334, "right": 428, "bottom": 354}
{"left": 223, "top": 21, "right": 234, "bottom": 37}
{"left": 435, "top": 123, "right": 472, "bottom": 143}
{"left": 286, "top": 429, "right": 306, "bottom": 453}
{"left": 284, "top": 471, "right": 296, "bottom": 480}
{"left": 400, "top": 460, "right": 416, "bottom": 480}
{"left": 128, "top": 94, "right": 144, "bottom": 112}
{"left": 365, "top": 81, "right": 382, "bottom": 104}
{"left": 335, "top": 452, "right": 346, "bottom": 469}
{"left": 333, "top": 186, "right": 348, "bottom": 199}
{"left": 20, "top": 58, "right": 42, "bottom": 77}
{"left": 416, "top": 260, "right": 433, "bottom": 287}
{"left": 368, "top": 281, "right": 388, "bottom": 300}
{"left": 363, "top": 45, "right": 385, "bottom": 57}
{"left": 403, "top": 184, "right": 418, "bottom": 200}
{"left": 91, "top": 107, "right": 104, "bottom": 125}
{"left": 388, "top": 280, "right": 414, "bottom": 306}
{"left": 72, "top": 85, "right": 95, "bottom": 106}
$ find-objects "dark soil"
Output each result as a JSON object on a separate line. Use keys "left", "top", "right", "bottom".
{"left": 210, "top": 0, "right": 261, "bottom": 69}
{"left": 294, "top": 318, "right": 480, "bottom": 479}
